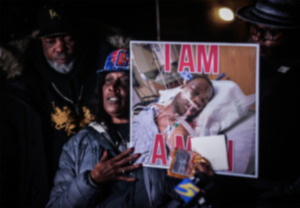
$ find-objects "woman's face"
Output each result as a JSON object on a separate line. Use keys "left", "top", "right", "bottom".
{"left": 102, "top": 72, "right": 130, "bottom": 123}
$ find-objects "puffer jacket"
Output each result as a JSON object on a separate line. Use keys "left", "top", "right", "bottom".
{"left": 46, "top": 121, "right": 140, "bottom": 208}
{"left": 46, "top": 122, "right": 182, "bottom": 208}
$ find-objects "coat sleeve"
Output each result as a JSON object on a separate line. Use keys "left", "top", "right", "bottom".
{"left": 46, "top": 131, "right": 106, "bottom": 208}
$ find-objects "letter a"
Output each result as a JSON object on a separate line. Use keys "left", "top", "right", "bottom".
{"left": 151, "top": 134, "right": 168, "bottom": 165}
{"left": 178, "top": 44, "right": 195, "bottom": 73}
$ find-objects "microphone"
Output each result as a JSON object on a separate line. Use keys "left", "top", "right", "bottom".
{"left": 174, "top": 171, "right": 216, "bottom": 207}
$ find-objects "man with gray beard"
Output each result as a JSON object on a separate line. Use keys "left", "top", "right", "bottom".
{"left": 0, "top": 3, "right": 112, "bottom": 207}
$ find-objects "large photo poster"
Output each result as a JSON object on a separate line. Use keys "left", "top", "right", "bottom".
{"left": 130, "top": 41, "right": 259, "bottom": 178}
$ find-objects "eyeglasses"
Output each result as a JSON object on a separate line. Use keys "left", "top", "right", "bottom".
{"left": 250, "top": 24, "right": 282, "bottom": 41}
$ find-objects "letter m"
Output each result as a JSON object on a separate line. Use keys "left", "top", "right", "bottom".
{"left": 197, "top": 45, "right": 219, "bottom": 74}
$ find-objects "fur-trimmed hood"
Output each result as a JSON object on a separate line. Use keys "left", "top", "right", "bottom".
{"left": 0, "top": 30, "right": 39, "bottom": 79}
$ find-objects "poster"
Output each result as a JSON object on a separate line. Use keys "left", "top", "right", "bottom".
{"left": 130, "top": 41, "right": 259, "bottom": 178}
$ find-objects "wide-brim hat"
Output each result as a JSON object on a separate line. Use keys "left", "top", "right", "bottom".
{"left": 37, "top": 4, "right": 75, "bottom": 38}
{"left": 97, "top": 49, "right": 130, "bottom": 73}
{"left": 236, "top": 0, "right": 300, "bottom": 29}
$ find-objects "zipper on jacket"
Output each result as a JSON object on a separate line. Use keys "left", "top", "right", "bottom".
{"left": 51, "top": 82, "right": 84, "bottom": 116}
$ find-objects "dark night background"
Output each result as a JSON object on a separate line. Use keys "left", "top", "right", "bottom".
{"left": 0, "top": 0, "right": 255, "bottom": 45}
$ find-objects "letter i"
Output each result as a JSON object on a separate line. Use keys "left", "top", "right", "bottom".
{"left": 165, "top": 44, "right": 171, "bottom": 72}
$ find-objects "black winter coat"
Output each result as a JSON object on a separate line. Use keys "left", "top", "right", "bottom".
{"left": 0, "top": 37, "right": 112, "bottom": 207}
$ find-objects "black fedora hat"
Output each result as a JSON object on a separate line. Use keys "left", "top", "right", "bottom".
{"left": 236, "top": 0, "right": 300, "bottom": 29}
{"left": 37, "top": 3, "right": 76, "bottom": 38}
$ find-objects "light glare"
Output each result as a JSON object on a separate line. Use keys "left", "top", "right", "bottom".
{"left": 218, "top": 7, "right": 234, "bottom": 21}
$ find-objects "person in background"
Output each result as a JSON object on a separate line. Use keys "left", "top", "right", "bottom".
{"left": 211, "top": 0, "right": 300, "bottom": 207}
{"left": 237, "top": 0, "right": 300, "bottom": 176}
{"left": 0, "top": 3, "right": 112, "bottom": 207}
{"left": 187, "top": 1, "right": 300, "bottom": 207}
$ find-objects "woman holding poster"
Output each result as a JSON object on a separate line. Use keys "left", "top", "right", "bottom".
{"left": 46, "top": 48, "right": 215, "bottom": 208}
{"left": 46, "top": 49, "right": 146, "bottom": 207}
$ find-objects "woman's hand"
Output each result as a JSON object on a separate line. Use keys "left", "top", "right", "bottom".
{"left": 90, "top": 147, "right": 142, "bottom": 183}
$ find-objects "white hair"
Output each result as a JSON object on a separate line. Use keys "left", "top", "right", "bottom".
{"left": 46, "top": 58, "right": 74, "bottom": 74}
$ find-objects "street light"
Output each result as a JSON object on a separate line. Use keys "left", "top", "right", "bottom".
{"left": 218, "top": 7, "right": 234, "bottom": 22}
